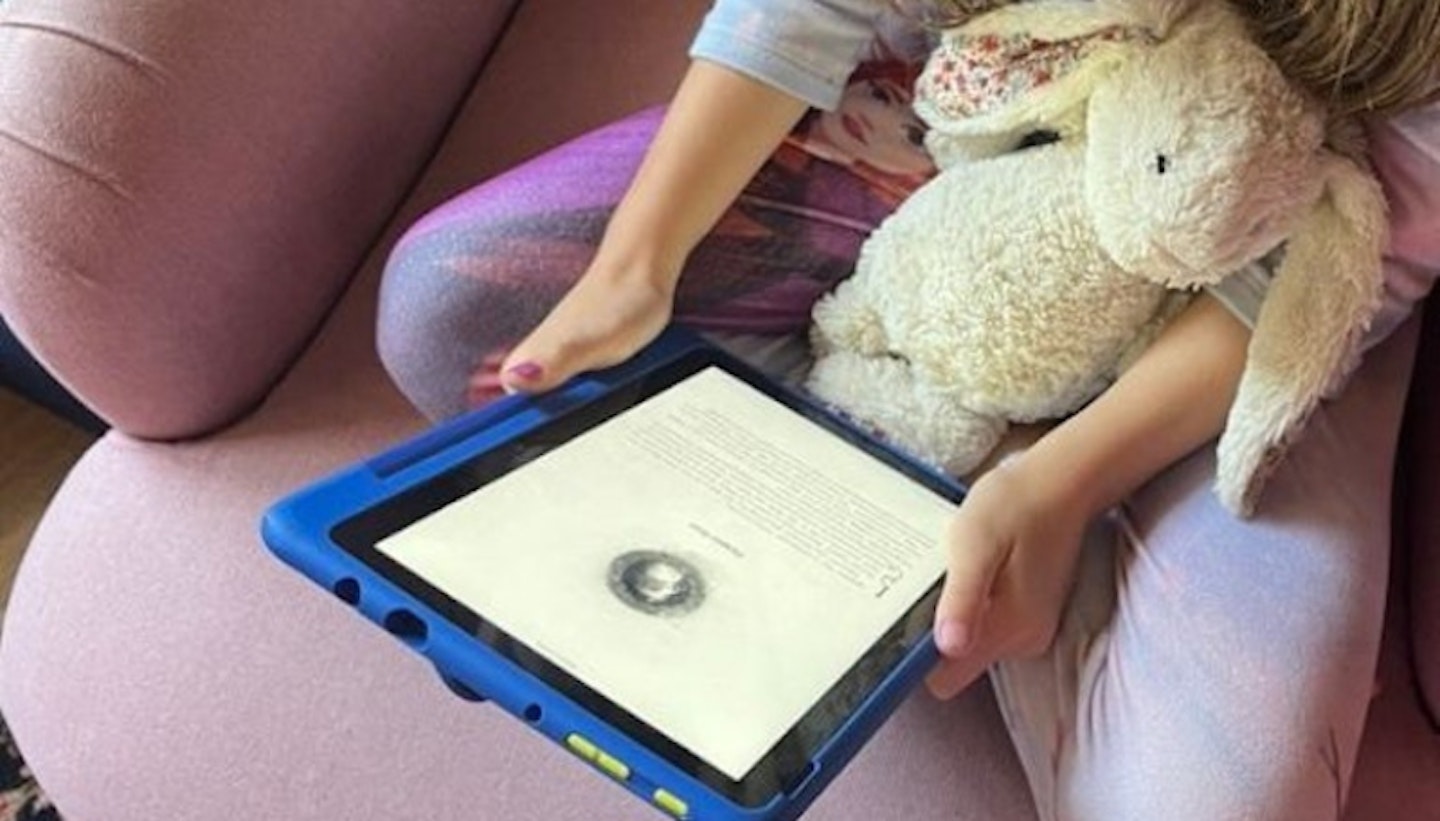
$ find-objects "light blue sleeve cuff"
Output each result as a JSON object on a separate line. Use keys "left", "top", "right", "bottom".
{"left": 689, "top": 0, "right": 881, "bottom": 111}
{"left": 690, "top": 31, "right": 848, "bottom": 110}
{"left": 1204, "top": 260, "right": 1273, "bottom": 330}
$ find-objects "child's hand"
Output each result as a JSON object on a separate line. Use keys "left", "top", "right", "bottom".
{"left": 922, "top": 294, "right": 1250, "bottom": 699}
{"left": 496, "top": 263, "right": 676, "bottom": 394}
{"left": 925, "top": 454, "right": 1092, "bottom": 700}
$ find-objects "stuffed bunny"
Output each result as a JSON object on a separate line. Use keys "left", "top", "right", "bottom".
{"left": 806, "top": 0, "right": 1388, "bottom": 516}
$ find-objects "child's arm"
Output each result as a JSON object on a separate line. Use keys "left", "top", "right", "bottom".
{"left": 498, "top": 61, "right": 809, "bottom": 392}
{"left": 926, "top": 294, "right": 1250, "bottom": 699}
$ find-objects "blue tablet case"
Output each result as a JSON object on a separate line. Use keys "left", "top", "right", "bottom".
{"left": 261, "top": 327, "right": 960, "bottom": 821}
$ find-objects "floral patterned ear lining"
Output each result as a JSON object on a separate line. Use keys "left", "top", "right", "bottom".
{"left": 916, "top": 25, "right": 1141, "bottom": 120}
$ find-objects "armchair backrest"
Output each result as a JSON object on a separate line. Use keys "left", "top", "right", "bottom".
{"left": 0, "top": 0, "right": 517, "bottom": 439}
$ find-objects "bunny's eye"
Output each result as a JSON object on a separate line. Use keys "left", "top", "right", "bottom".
{"left": 1155, "top": 153, "right": 1171, "bottom": 175}
{"left": 1015, "top": 129, "right": 1061, "bottom": 151}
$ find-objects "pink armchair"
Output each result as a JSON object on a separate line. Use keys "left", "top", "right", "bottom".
{"left": 0, "top": 1, "right": 1435, "bottom": 818}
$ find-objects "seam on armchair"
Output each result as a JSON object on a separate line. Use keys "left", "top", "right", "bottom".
{"left": 0, "top": 17, "right": 168, "bottom": 79}
{"left": 0, "top": 125, "right": 134, "bottom": 202}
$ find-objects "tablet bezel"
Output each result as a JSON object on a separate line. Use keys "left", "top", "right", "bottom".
{"left": 329, "top": 346, "right": 964, "bottom": 808}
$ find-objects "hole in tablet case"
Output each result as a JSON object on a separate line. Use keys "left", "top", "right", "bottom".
{"left": 383, "top": 609, "right": 428, "bottom": 647}
{"left": 332, "top": 578, "right": 360, "bottom": 606}
{"left": 523, "top": 704, "right": 543, "bottom": 723}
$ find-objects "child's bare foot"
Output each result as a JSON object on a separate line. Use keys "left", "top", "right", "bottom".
{"left": 499, "top": 269, "right": 675, "bottom": 394}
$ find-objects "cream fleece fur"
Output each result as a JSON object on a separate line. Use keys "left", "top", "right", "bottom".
{"left": 807, "top": 0, "right": 1388, "bottom": 516}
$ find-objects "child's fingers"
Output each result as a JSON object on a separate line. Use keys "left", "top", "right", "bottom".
{"left": 926, "top": 586, "right": 1010, "bottom": 699}
{"left": 924, "top": 639, "right": 993, "bottom": 700}
{"left": 933, "top": 513, "right": 1005, "bottom": 659}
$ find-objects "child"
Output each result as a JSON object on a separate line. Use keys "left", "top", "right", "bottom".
{"left": 376, "top": 1, "right": 1439, "bottom": 817}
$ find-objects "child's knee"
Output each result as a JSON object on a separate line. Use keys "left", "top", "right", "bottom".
{"left": 375, "top": 226, "right": 516, "bottom": 421}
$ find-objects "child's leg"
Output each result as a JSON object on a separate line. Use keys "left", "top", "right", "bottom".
{"left": 989, "top": 319, "right": 1420, "bottom": 821}
{"left": 378, "top": 106, "right": 908, "bottom": 419}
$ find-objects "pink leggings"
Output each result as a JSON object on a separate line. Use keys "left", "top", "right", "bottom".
{"left": 376, "top": 106, "right": 1417, "bottom": 820}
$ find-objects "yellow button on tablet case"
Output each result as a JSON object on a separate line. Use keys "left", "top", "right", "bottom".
{"left": 594, "top": 751, "right": 631, "bottom": 781}
{"left": 566, "top": 734, "right": 630, "bottom": 781}
{"left": 565, "top": 734, "right": 598, "bottom": 761}
{"left": 653, "top": 788, "right": 689, "bottom": 818}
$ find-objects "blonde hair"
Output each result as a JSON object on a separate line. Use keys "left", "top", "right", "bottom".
{"left": 1238, "top": 0, "right": 1440, "bottom": 117}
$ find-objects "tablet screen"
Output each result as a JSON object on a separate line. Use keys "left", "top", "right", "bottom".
{"left": 333, "top": 352, "right": 961, "bottom": 805}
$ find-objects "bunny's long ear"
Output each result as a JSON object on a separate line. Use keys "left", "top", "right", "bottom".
{"left": 1215, "top": 153, "right": 1389, "bottom": 515}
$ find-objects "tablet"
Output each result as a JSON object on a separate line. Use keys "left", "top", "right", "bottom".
{"left": 263, "top": 329, "right": 966, "bottom": 821}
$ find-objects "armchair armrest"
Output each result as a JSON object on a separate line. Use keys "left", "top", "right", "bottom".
{"left": 0, "top": 0, "right": 516, "bottom": 439}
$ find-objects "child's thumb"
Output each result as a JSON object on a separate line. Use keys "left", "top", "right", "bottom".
{"left": 933, "top": 517, "right": 1002, "bottom": 658}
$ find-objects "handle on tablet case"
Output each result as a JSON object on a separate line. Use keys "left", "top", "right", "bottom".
{"left": 366, "top": 386, "right": 605, "bottom": 478}
{"left": 437, "top": 669, "right": 488, "bottom": 702}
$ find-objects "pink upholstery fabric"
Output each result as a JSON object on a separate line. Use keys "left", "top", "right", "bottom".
{"left": 402, "top": 0, "right": 718, "bottom": 204}
{"left": 0, "top": 0, "right": 515, "bottom": 439}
